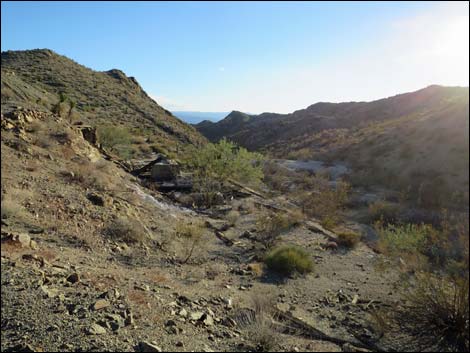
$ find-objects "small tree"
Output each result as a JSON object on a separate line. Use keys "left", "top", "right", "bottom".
{"left": 185, "top": 139, "right": 263, "bottom": 185}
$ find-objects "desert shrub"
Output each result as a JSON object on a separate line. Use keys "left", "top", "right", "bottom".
{"left": 104, "top": 216, "right": 146, "bottom": 244}
{"left": 395, "top": 272, "right": 469, "bottom": 352}
{"left": 33, "top": 134, "right": 53, "bottom": 149}
{"left": 1, "top": 197, "right": 24, "bottom": 220}
{"left": 256, "top": 211, "right": 301, "bottom": 249}
{"left": 374, "top": 213, "right": 469, "bottom": 350}
{"left": 264, "top": 244, "right": 313, "bottom": 276}
{"left": 262, "top": 161, "right": 296, "bottom": 193}
{"left": 190, "top": 179, "right": 224, "bottom": 208}
{"left": 376, "top": 222, "right": 453, "bottom": 270}
{"left": 50, "top": 130, "right": 72, "bottom": 144}
{"left": 226, "top": 210, "right": 240, "bottom": 226}
{"left": 286, "top": 147, "right": 314, "bottom": 161}
{"left": 25, "top": 120, "right": 43, "bottom": 133}
{"left": 368, "top": 200, "right": 401, "bottom": 225}
{"left": 236, "top": 289, "right": 281, "bottom": 352}
{"left": 336, "top": 231, "right": 361, "bottom": 248}
{"left": 175, "top": 221, "right": 206, "bottom": 264}
{"left": 97, "top": 124, "right": 132, "bottom": 158}
{"left": 298, "top": 176, "right": 350, "bottom": 226}
{"left": 64, "top": 160, "right": 116, "bottom": 191}
{"left": 184, "top": 138, "right": 264, "bottom": 187}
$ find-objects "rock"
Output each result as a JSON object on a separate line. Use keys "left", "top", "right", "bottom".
{"left": 175, "top": 341, "right": 184, "bottom": 347}
{"left": 86, "top": 323, "right": 107, "bottom": 335}
{"left": 324, "top": 241, "right": 338, "bottom": 251}
{"left": 99, "top": 288, "right": 120, "bottom": 300}
{"left": 124, "top": 309, "right": 134, "bottom": 326}
{"left": 3, "top": 231, "right": 37, "bottom": 249}
{"left": 190, "top": 311, "right": 204, "bottom": 321}
{"left": 202, "top": 314, "right": 214, "bottom": 326}
{"left": 86, "top": 192, "right": 111, "bottom": 207}
{"left": 66, "top": 272, "right": 80, "bottom": 284}
{"left": 93, "top": 299, "right": 111, "bottom": 311}
{"left": 276, "top": 302, "right": 290, "bottom": 313}
{"left": 138, "top": 341, "right": 163, "bottom": 352}
{"left": 178, "top": 308, "right": 188, "bottom": 318}
{"left": 165, "top": 319, "right": 177, "bottom": 327}
{"left": 135, "top": 284, "right": 150, "bottom": 291}
{"left": 7, "top": 344, "right": 42, "bottom": 352}
{"left": 221, "top": 317, "right": 237, "bottom": 328}
{"left": 40, "top": 285, "right": 59, "bottom": 298}
{"left": 342, "top": 343, "right": 371, "bottom": 352}
{"left": 240, "top": 230, "right": 253, "bottom": 239}
{"left": 166, "top": 326, "right": 178, "bottom": 335}
{"left": 351, "top": 294, "right": 359, "bottom": 305}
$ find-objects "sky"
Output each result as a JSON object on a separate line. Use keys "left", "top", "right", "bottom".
{"left": 2, "top": 1, "right": 469, "bottom": 114}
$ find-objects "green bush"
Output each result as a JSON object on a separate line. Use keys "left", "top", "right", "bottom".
{"left": 184, "top": 138, "right": 264, "bottom": 186}
{"left": 265, "top": 245, "right": 313, "bottom": 276}
{"left": 97, "top": 125, "right": 133, "bottom": 159}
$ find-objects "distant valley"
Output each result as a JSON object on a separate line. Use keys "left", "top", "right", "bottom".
{"left": 172, "top": 111, "right": 229, "bottom": 124}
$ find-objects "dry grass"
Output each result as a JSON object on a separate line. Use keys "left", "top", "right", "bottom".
{"left": 237, "top": 289, "right": 281, "bottom": 352}
{"left": 368, "top": 200, "right": 401, "bottom": 224}
{"left": 104, "top": 216, "right": 146, "bottom": 244}
{"left": 174, "top": 221, "right": 206, "bottom": 264}
{"left": 336, "top": 231, "right": 361, "bottom": 248}
{"left": 64, "top": 160, "right": 118, "bottom": 192}
{"left": 226, "top": 210, "right": 240, "bottom": 226}
{"left": 1, "top": 189, "right": 34, "bottom": 222}
{"left": 256, "top": 211, "right": 302, "bottom": 249}
{"left": 396, "top": 273, "right": 469, "bottom": 352}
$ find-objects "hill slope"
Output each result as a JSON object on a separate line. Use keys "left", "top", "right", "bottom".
{"left": 196, "top": 86, "right": 469, "bottom": 208}
{"left": 1, "top": 49, "right": 206, "bottom": 157}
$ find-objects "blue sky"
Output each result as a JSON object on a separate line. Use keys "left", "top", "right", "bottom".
{"left": 2, "top": 1, "right": 469, "bottom": 113}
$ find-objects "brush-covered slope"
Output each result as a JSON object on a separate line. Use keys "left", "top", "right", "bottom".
{"left": 195, "top": 85, "right": 468, "bottom": 151}
{"left": 196, "top": 86, "right": 469, "bottom": 208}
{"left": 1, "top": 49, "right": 206, "bottom": 157}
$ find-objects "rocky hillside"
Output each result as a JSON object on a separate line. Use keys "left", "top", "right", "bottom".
{"left": 196, "top": 85, "right": 468, "bottom": 150}
{"left": 1, "top": 49, "right": 206, "bottom": 157}
{"left": 196, "top": 86, "right": 470, "bottom": 209}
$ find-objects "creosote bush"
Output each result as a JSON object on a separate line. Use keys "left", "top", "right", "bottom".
{"left": 185, "top": 138, "right": 264, "bottom": 186}
{"left": 97, "top": 124, "right": 133, "bottom": 159}
{"left": 264, "top": 244, "right": 313, "bottom": 276}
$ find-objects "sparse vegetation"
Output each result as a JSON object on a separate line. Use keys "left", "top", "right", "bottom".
{"left": 256, "top": 211, "right": 302, "bottom": 249}
{"left": 237, "top": 289, "right": 281, "bottom": 352}
{"left": 226, "top": 210, "right": 240, "bottom": 226}
{"left": 264, "top": 244, "right": 313, "bottom": 276}
{"left": 368, "top": 200, "right": 401, "bottom": 225}
{"left": 336, "top": 231, "right": 361, "bottom": 248}
{"left": 97, "top": 124, "right": 133, "bottom": 159}
{"left": 396, "top": 272, "right": 469, "bottom": 352}
{"left": 175, "top": 221, "right": 206, "bottom": 264}
{"left": 297, "top": 176, "right": 350, "bottom": 227}
{"left": 104, "top": 216, "right": 146, "bottom": 244}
